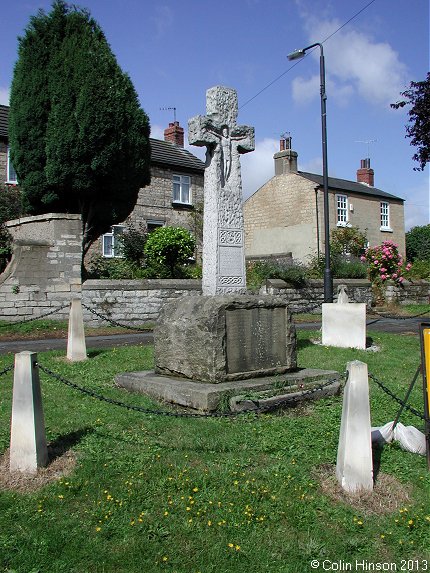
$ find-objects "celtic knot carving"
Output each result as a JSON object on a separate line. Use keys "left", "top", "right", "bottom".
{"left": 219, "top": 229, "right": 242, "bottom": 245}
{"left": 218, "top": 276, "right": 243, "bottom": 285}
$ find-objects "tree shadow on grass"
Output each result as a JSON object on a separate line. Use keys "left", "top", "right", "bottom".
{"left": 48, "top": 427, "right": 94, "bottom": 463}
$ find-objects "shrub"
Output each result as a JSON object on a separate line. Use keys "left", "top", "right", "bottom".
{"left": 306, "top": 253, "right": 367, "bottom": 280}
{"left": 330, "top": 225, "right": 367, "bottom": 256}
{"left": 118, "top": 222, "right": 148, "bottom": 266}
{"left": 404, "top": 259, "right": 430, "bottom": 281}
{"left": 246, "top": 261, "right": 308, "bottom": 290}
{"left": 361, "top": 240, "right": 411, "bottom": 285}
{"left": 143, "top": 227, "right": 195, "bottom": 278}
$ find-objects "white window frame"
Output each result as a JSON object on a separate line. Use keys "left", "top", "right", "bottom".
{"left": 7, "top": 147, "right": 18, "bottom": 184}
{"left": 146, "top": 219, "right": 165, "bottom": 233}
{"left": 172, "top": 174, "right": 192, "bottom": 205}
{"left": 380, "top": 201, "right": 392, "bottom": 231}
{"left": 102, "top": 225, "right": 125, "bottom": 258}
{"left": 336, "top": 194, "right": 348, "bottom": 226}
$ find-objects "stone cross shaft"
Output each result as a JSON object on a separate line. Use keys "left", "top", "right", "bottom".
{"left": 188, "top": 86, "right": 254, "bottom": 295}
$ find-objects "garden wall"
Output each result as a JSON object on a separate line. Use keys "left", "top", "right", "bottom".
{"left": 0, "top": 212, "right": 427, "bottom": 325}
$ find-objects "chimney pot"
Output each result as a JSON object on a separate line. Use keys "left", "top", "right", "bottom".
{"left": 357, "top": 158, "right": 374, "bottom": 186}
{"left": 164, "top": 121, "right": 184, "bottom": 147}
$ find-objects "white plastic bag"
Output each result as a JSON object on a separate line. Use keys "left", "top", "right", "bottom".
{"left": 372, "top": 421, "right": 426, "bottom": 455}
{"left": 393, "top": 422, "right": 426, "bottom": 455}
{"left": 371, "top": 422, "right": 394, "bottom": 444}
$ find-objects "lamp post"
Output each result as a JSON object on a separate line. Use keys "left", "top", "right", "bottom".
{"left": 288, "top": 43, "right": 333, "bottom": 302}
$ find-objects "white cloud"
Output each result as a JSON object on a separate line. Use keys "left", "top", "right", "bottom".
{"left": 292, "top": 74, "right": 353, "bottom": 107}
{"left": 0, "top": 87, "right": 10, "bottom": 105}
{"left": 150, "top": 124, "right": 164, "bottom": 140}
{"left": 292, "top": 13, "right": 408, "bottom": 108}
{"left": 241, "top": 137, "right": 278, "bottom": 199}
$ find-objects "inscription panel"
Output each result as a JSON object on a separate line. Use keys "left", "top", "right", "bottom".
{"left": 219, "top": 245, "right": 244, "bottom": 277}
{"left": 226, "top": 307, "right": 286, "bottom": 374}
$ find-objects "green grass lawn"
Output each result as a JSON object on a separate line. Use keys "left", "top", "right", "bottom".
{"left": 0, "top": 331, "right": 429, "bottom": 573}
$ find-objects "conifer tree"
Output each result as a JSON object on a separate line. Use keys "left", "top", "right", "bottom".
{"left": 9, "top": 1, "right": 151, "bottom": 253}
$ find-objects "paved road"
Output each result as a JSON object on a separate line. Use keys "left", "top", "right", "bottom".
{"left": 0, "top": 332, "right": 153, "bottom": 355}
{"left": 296, "top": 316, "right": 429, "bottom": 335}
{"left": 0, "top": 315, "right": 428, "bottom": 355}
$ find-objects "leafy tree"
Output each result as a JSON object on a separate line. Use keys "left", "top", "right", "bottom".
{"left": 144, "top": 227, "right": 195, "bottom": 278}
{"left": 391, "top": 73, "right": 430, "bottom": 171}
{"left": 8, "top": 1, "right": 151, "bottom": 254}
{"left": 405, "top": 224, "right": 430, "bottom": 261}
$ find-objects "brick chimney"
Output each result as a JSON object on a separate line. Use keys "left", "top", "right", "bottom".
{"left": 357, "top": 158, "right": 374, "bottom": 186}
{"left": 274, "top": 136, "right": 298, "bottom": 175}
{"left": 164, "top": 121, "right": 184, "bottom": 147}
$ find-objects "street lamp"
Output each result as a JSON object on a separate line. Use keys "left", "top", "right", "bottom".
{"left": 288, "top": 43, "right": 333, "bottom": 302}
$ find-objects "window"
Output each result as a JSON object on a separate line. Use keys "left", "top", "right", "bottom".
{"left": 336, "top": 194, "right": 348, "bottom": 226}
{"left": 146, "top": 220, "right": 165, "bottom": 233}
{"left": 102, "top": 225, "right": 125, "bottom": 257}
{"left": 173, "top": 174, "right": 191, "bottom": 205}
{"left": 380, "top": 202, "right": 391, "bottom": 231}
{"left": 7, "top": 147, "right": 18, "bottom": 183}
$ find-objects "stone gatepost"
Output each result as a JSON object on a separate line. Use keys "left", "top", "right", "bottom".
{"left": 0, "top": 213, "right": 82, "bottom": 320}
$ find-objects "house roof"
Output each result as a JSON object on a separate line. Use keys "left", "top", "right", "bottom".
{"left": 0, "top": 105, "right": 8, "bottom": 139}
{"left": 149, "top": 138, "right": 204, "bottom": 173}
{"left": 298, "top": 171, "right": 404, "bottom": 202}
{"left": 0, "top": 104, "right": 204, "bottom": 172}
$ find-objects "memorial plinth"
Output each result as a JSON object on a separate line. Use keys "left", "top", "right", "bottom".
{"left": 155, "top": 295, "right": 297, "bottom": 383}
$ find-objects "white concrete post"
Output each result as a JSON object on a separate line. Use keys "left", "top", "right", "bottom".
{"left": 10, "top": 351, "right": 48, "bottom": 474}
{"left": 67, "top": 298, "right": 87, "bottom": 361}
{"left": 336, "top": 360, "right": 373, "bottom": 493}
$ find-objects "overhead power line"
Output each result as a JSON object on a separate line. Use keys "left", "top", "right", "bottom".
{"left": 240, "top": 0, "right": 378, "bottom": 110}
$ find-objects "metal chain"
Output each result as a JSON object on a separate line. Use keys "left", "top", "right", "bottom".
{"left": 37, "top": 362, "right": 344, "bottom": 418}
{"left": 368, "top": 372, "right": 427, "bottom": 421}
{"left": 0, "top": 364, "right": 14, "bottom": 377}
{"left": 0, "top": 303, "right": 69, "bottom": 328}
{"left": 82, "top": 303, "right": 149, "bottom": 332}
{"left": 368, "top": 307, "right": 430, "bottom": 320}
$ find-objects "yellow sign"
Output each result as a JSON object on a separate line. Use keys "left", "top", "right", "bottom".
{"left": 424, "top": 328, "right": 430, "bottom": 413}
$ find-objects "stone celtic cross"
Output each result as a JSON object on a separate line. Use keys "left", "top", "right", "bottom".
{"left": 188, "top": 86, "right": 255, "bottom": 295}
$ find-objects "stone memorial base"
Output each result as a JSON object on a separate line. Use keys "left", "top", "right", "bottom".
{"left": 116, "top": 295, "right": 341, "bottom": 411}
{"left": 116, "top": 368, "right": 341, "bottom": 412}
{"left": 154, "top": 295, "right": 297, "bottom": 383}
{"left": 322, "top": 303, "right": 366, "bottom": 350}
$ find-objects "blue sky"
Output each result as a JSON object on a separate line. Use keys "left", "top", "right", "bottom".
{"left": 1, "top": 0, "right": 428, "bottom": 231}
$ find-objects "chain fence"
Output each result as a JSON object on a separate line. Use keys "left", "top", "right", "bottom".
{"left": 1, "top": 357, "right": 427, "bottom": 424}
{"left": 369, "top": 372, "right": 428, "bottom": 422}
{"left": 81, "top": 303, "right": 149, "bottom": 332}
{"left": 0, "top": 303, "right": 69, "bottom": 328}
{"left": 36, "top": 362, "right": 345, "bottom": 418}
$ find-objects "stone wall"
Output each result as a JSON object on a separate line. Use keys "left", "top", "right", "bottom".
{"left": 0, "top": 213, "right": 82, "bottom": 319}
{"left": 81, "top": 279, "right": 201, "bottom": 326}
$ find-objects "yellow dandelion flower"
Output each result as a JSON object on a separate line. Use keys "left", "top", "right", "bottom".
{"left": 207, "top": 520, "right": 212, "bottom": 526}
{"left": 95, "top": 527, "right": 101, "bottom": 532}
{"left": 162, "top": 556, "right": 168, "bottom": 562}
{"left": 228, "top": 543, "right": 234, "bottom": 548}
{"left": 193, "top": 487, "right": 199, "bottom": 492}
{"left": 235, "top": 545, "right": 240, "bottom": 551}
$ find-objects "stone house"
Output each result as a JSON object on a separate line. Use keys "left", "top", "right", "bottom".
{"left": 0, "top": 105, "right": 205, "bottom": 259}
{"left": 96, "top": 121, "right": 205, "bottom": 260}
{"left": 244, "top": 137, "right": 405, "bottom": 264}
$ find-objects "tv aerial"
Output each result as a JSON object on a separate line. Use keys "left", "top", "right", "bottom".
{"left": 355, "top": 139, "right": 377, "bottom": 159}
{"left": 160, "top": 107, "right": 177, "bottom": 122}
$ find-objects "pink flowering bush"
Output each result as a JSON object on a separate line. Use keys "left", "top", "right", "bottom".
{"left": 361, "top": 240, "right": 412, "bottom": 285}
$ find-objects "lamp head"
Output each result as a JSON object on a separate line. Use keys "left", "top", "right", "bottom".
{"left": 287, "top": 49, "right": 306, "bottom": 61}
